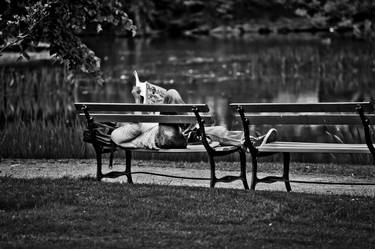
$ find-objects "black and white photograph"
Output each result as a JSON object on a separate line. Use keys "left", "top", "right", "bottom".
{"left": 1, "top": 0, "right": 375, "bottom": 248}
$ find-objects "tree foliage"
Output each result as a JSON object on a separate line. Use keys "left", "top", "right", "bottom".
{"left": 285, "top": 0, "right": 375, "bottom": 39}
{"left": 0, "top": 0, "right": 136, "bottom": 82}
{"left": 126, "top": 0, "right": 375, "bottom": 40}
{"left": 122, "top": 0, "right": 291, "bottom": 36}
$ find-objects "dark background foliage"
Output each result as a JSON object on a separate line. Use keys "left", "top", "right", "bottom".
{"left": 122, "top": 0, "right": 375, "bottom": 38}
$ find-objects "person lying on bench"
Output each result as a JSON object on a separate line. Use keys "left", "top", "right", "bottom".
{"left": 111, "top": 87, "right": 277, "bottom": 149}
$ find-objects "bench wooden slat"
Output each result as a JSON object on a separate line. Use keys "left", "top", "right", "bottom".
{"left": 235, "top": 114, "right": 375, "bottom": 125}
{"left": 258, "top": 142, "right": 372, "bottom": 153}
{"left": 266, "top": 141, "right": 371, "bottom": 147}
{"left": 230, "top": 102, "right": 373, "bottom": 113}
{"left": 80, "top": 113, "right": 212, "bottom": 124}
{"left": 75, "top": 103, "right": 209, "bottom": 112}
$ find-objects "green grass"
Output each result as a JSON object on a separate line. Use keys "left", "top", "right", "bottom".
{"left": 1, "top": 177, "right": 374, "bottom": 248}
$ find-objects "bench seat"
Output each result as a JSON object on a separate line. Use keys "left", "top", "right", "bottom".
{"left": 258, "top": 142, "right": 373, "bottom": 153}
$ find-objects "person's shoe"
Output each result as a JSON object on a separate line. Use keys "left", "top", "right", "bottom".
{"left": 251, "top": 135, "right": 266, "bottom": 147}
{"left": 261, "top": 128, "right": 278, "bottom": 146}
{"left": 252, "top": 128, "right": 278, "bottom": 147}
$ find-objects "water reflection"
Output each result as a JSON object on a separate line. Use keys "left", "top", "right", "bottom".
{"left": 81, "top": 35, "right": 375, "bottom": 129}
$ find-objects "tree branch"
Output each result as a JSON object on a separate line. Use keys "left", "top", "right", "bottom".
{"left": 0, "top": 34, "right": 30, "bottom": 54}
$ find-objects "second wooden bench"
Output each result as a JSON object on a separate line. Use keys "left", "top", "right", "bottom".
{"left": 230, "top": 101, "right": 375, "bottom": 191}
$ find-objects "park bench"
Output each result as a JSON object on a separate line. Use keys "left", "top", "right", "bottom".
{"left": 75, "top": 103, "right": 249, "bottom": 189}
{"left": 230, "top": 101, "right": 375, "bottom": 192}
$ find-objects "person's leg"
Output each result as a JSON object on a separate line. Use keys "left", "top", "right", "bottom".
{"left": 205, "top": 126, "right": 278, "bottom": 147}
{"left": 161, "top": 89, "right": 279, "bottom": 147}
{"left": 163, "top": 89, "right": 185, "bottom": 104}
{"left": 205, "top": 126, "right": 244, "bottom": 146}
{"left": 156, "top": 89, "right": 188, "bottom": 148}
{"left": 255, "top": 128, "right": 278, "bottom": 146}
{"left": 162, "top": 88, "right": 194, "bottom": 131}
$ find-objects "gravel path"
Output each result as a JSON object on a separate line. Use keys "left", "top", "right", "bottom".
{"left": 1, "top": 159, "right": 375, "bottom": 196}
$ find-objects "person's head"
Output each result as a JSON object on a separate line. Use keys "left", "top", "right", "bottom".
{"left": 156, "top": 125, "right": 187, "bottom": 149}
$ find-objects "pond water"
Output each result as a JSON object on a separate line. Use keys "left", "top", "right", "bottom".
{"left": 81, "top": 35, "right": 375, "bottom": 129}
{"left": 1, "top": 34, "right": 375, "bottom": 161}
{"left": 79, "top": 35, "right": 375, "bottom": 162}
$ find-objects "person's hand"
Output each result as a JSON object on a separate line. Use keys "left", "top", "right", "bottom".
{"left": 132, "top": 86, "right": 142, "bottom": 103}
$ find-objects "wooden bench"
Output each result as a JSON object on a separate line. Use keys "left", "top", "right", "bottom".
{"left": 75, "top": 103, "right": 249, "bottom": 189}
{"left": 230, "top": 102, "right": 375, "bottom": 191}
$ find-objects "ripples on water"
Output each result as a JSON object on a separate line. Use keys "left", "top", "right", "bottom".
{"left": 1, "top": 35, "right": 375, "bottom": 161}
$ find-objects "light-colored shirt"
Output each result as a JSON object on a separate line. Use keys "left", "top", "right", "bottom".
{"left": 111, "top": 123, "right": 160, "bottom": 150}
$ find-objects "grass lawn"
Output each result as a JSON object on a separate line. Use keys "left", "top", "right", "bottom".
{"left": 1, "top": 177, "right": 374, "bottom": 248}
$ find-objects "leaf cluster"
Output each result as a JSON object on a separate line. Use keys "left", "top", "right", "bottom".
{"left": 0, "top": 0, "right": 136, "bottom": 82}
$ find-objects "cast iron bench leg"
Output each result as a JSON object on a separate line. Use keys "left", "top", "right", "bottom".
{"left": 125, "top": 150, "right": 133, "bottom": 184}
{"left": 250, "top": 155, "right": 258, "bottom": 190}
{"left": 94, "top": 145, "right": 103, "bottom": 181}
{"left": 283, "top": 152, "right": 292, "bottom": 192}
{"left": 357, "top": 106, "right": 375, "bottom": 163}
{"left": 109, "top": 147, "right": 115, "bottom": 168}
{"left": 239, "top": 149, "right": 249, "bottom": 190}
{"left": 208, "top": 154, "right": 217, "bottom": 188}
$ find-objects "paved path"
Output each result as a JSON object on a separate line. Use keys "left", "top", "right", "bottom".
{"left": 1, "top": 159, "right": 375, "bottom": 196}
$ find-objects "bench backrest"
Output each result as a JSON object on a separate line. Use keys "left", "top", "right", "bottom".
{"left": 230, "top": 102, "right": 375, "bottom": 125}
{"left": 74, "top": 103, "right": 212, "bottom": 124}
